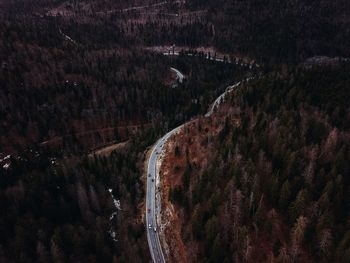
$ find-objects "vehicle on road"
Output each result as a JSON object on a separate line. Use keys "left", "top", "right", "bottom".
{"left": 148, "top": 173, "right": 151, "bottom": 177}
{"left": 154, "top": 227, "right": 157, "bottom": 232}
{"left": 152, "top": 178, "right": 154, "bottom": 182}
{"left": 148, "top": 224, "right": 152, "bottom": 229}
{"left": 148, "top": 208, "right": 151, "bottom": 213}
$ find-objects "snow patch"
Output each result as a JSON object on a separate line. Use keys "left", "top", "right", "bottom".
{"left": 108, "top": 230, "right": 118, "bottom": 242}
{"left": 0, "top": 155, "right": 11, "bottom": 163}
{"left": 107, "top": 188, "right": 122, "bottom": 242}
{"left": 109, "top": 212, "right": 117, "bottom": 221}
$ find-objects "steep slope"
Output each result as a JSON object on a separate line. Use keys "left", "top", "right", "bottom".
{"left": 0, "top": 139, "right": 150, "bottom": 262}
{"left": 160, "top": 64, "right": 350, "bottom": 262}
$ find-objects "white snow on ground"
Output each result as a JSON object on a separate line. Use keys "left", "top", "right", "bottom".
{"left": 109, "top": 212, "right": 117, "bottom": 221}
{"left": 108, "top": 189, "right": 122, "bottom": 211}
{"left": 50, "top": 157, "right": 57, "bottom": 165}
{"left": 0, "top": 155, "right": 11, "bottom": 163}
{"left": 113, "top": 199, "right": 122, "bottom": 210}
{"left": 1, "top": 155, "right": 12, "bottom": 170}
{"left": 108, "top": 230, "right": 118, "bottom": 242}
{"left": 107, "top": 189, "right": 122, "bottom": 242}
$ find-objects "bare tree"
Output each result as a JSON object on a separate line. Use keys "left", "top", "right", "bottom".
{"left": 318, "top": 228, "right": 332, "bottom": 257}
{"left": 291, "top": 216, "right": 308, "bottom": 262}
{"left": 321, "top": 128, "right": 338, "bottom": 162}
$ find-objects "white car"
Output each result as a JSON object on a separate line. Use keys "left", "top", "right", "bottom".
{"left": 148, "top": 224, "right": 152, "bottom": 229}
{"left": 154, "top": 227, "right": 157, "bottom": 232}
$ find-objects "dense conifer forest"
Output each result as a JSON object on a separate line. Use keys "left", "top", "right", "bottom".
{"left": 167, "top": 65, "right": 350, "bottom": 262}
{"left": 0, "top": 0, "right": 349, "bottom": 262}
{"left": 0, "top": 136, "right": 149, "bottom": 262}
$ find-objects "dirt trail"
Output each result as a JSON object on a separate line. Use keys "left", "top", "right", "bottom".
{"left": 89, "top": 140, "right": 128, "bottom": 158}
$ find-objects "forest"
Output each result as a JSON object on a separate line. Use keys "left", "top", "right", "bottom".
{"left": 0, "top": 133, "right": 152, "bottom": 262}
{"left": 0, "top": 13, "right": 249, "bottom": 154}
{"left": 166, "top": 64, "right": 350, "bottom": 262}
{"left": 0, "top": 1, "right": 251, "bottom": 261}
{"left": 0, "top": 0, "right": 349, "bottom": 262}
{"left": 2, "top": 0, "right": 349, "bottom": 65}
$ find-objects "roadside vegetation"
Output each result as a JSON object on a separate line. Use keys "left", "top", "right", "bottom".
{"left": 165, "top": 65, "right": 350, "bottom": 262}
{"left": 0, "top": 0, "right": 349, "bottom": 262}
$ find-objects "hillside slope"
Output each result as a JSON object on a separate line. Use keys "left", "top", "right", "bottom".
{"left": 161, "top": 64, "right": 350, "bottom": 262}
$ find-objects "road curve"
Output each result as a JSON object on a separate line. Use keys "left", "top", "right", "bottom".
{"left": 170, "top": 67, "right": 185, "bottom": 83}
{"left": 146, "top": 125, "right": 183, "bottom": 263}
{"left": 163, "top": 51, "right": 258, "bottom": 68}
{"left": 145, "top": 77, "right": 252, "bottom": 262}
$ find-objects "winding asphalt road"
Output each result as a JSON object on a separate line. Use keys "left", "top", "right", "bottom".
{"left": 145, "top": 75, "right": 254, "bottom": 262}
{"left": 146, "top": 125, "right": 183, "bottom": 263}
{"left": 163, "top": 51, "right": 258, "bottom": 68}
{"left": 170, "top": 67, "right": 185, "bottom": 83}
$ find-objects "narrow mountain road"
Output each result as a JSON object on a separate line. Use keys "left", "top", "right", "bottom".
{"left": 170, "top": 67, "right": 185, "bottom": 83}
{"left": 145, "top": 75, "right": 254, "bottom": 262}
{"left": 163, "top": 51, "right": 258, "bottom": 68}
{"left": 98, "top": 1, "right": 185, "bottom": 15}
{"left": 146, "top": 125, "right": 183, "bottom": 263}
{"left": 205, "top": 81, "right": 241, "bottom": 117}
